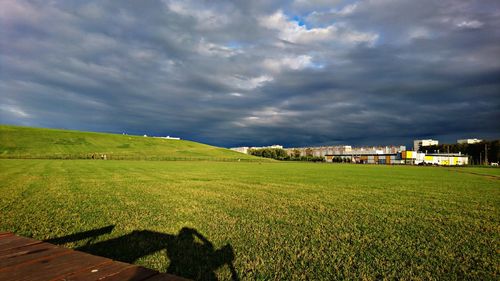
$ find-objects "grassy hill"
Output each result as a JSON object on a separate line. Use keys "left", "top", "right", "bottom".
{"left": 0, "top": 125, "right": 261, "bottom": 161}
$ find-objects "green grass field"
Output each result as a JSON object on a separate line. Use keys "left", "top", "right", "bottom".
{"left": 0, "top": 125, "right": 260, "bottom": 161}
{"left": 1, "top": 159, "right": 498, "bottom": 280}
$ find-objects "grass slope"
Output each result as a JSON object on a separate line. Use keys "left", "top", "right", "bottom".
{"left": 0, "top": 160, "right": 498, "bottom": 280}
{"left": 0, "top": 125, "right": 259, "bottom": 161}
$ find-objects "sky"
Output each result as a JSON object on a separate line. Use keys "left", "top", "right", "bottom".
{"left": 1, "top": 0, "right": 499, "bottom": 148}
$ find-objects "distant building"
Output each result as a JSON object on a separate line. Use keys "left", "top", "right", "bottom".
{"left": 325, "top": 153, "right": 404, "bottom": 165}
{"left": 230, "top": 145, "right": 283, "bottom": 154}
{"left": 285, "top": 145, "right": 405, "bottom": 158}
{"left": 236, "top": 140, "right": 469, "bottom": 166}
{"left": 265, "top": 145, "right": 284, "bottom": 149}
{"left": 142, "top": 134, "right": 180, "bottom": 140}
{"left": 401, "top": 151, "right": 468, "bottom": 166}
{"left": 457, "top": 138, "right": 482, "bottom": 144}
{"left": 413, "top": 139, "right": 438, "bottom": 151}
{"left": 323, "top": 150, "right": 468, "bottom": 166}
{"left": 156, "top": 136, "right": 181, "bottom": 140}
{"left": 230, "top": 147, "right": 249, "bottom": 154}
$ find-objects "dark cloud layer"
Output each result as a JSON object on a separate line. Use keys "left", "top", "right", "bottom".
{"left": 1, "top": 0, "right": 499, "bottom": 147}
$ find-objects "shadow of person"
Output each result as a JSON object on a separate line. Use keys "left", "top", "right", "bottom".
{"left": 45, "top": 225, "right": 115, "bottom": 246}
{"left": 167, "top": 227, "right": 238, "bottom": 281}
{"left": 46, "top": 226, "right": 238, "bottom": 281}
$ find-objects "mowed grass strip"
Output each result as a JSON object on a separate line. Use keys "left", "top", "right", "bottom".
{"left": 0, "top": 159, "right": 498, "bottom": 280}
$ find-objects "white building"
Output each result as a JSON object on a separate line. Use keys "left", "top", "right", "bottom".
{"left": 413, "top": 139, "right": 439, "bottom": 151}
{"left": 457, "top": 138, "right": 482, "bottom": 144}
{"left": 158, "top": 136, "right": 181, "bottom": 140}
{"left": 285, "top": 145, "right": 405, "bottom": 158}
{"left": 230, "top": 147, "right": 249, "bottom": 154}
{"left": 401, "top": 151, "right": 468, "bottom": 165}
{"left": 230, "top": 145, "right": 283, "bottom": 154}
{"left": 266, "top": 145, "right": 284, "bottom": 149}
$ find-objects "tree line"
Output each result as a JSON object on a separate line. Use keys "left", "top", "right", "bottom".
{"left": 247, "top": 148, "right": 325, "bottom": 162}
{"left": 330, "top": 156, "right": 352, "bottom": 163}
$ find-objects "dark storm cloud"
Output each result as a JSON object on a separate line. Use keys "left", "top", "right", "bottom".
{"left": 1, "top": 0, "right": 499, "bottom": 147}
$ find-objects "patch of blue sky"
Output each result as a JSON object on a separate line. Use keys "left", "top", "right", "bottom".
{"left": 226, "top": 41, "right": 244, "bottom": 49}
{"left": 292, "top": 15, "right": 306, "bottom": 27}
{"left": 310, "top": 61, "right": 325, "bottom": 69}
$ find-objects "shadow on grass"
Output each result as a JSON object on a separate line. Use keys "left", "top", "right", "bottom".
{"left": 46, "top": 225, "right": 238, "bottom": 281}
{"left": 45, "top": 225, "right": 115, "bottom": 245}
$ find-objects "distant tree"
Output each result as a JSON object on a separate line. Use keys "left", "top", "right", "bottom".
{"left": 333, "top": 156, "right": 342, "bottom": 163}
{"left": 248, "top": 149, "right": 260, "bottom": 157}
{"left": 261, "top": 149, "right": 273, "bottom": 159}
{"left": 276, "top": 149, "right": 288, "bottom": 159}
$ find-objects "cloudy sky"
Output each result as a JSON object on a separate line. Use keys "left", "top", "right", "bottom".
{"left": 1, "top": 0, "right": 499, "bottom": 148}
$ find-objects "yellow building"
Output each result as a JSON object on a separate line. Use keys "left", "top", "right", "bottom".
{"left": 401, "top": 151, "right": 468, "bottom": 166}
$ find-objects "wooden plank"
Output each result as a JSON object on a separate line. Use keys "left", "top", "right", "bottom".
{"left": 0, "top": 250, "right": 110, "bottom": 281}
{"left": 0, "top": 242, "right": 71, "bottom": 270}
{"left": 0, "top": 241, "right": 57, "bottom": 259}
{"left": 94, "top": 266, "right": 158, "bottom": 281}
{"left": 0, "top": 233, "right": 20, "bottom": 245}
{"left": 0, "top": 234, "right": 189, "bottom": 281}
{"left": 52, "top": 261, "right": 134, "bottom": 281}
{"left": 0, "top": 235, "right": 42, "bottom": 252}
{"left": 55, "top": 262, "right": 187, "bottom": 281}
{"left": 0, "top": 232, "right": 13, "bottom": 238}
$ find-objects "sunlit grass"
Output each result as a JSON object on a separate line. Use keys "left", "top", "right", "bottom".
{"left": 0, "top": 160, "right": 498, "bottom": 280}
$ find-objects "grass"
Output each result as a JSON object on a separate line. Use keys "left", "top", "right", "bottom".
{"left": 0, "top": 125, "right": 261, "bottom": 161}
{"left": 0, "top": 159, "right": 498, "bottom": 280}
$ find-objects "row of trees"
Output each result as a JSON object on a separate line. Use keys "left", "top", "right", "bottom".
{"left": 248, "top": 148, "right": 288, "bottom": 159}
{"left": 247, "top": 148, "right": 325, "bottom": 162}
{"left": 421, "top": 140, "right": 499, "bottom": 165}
{"left": 331, "top": 156, "right": 352, "bottom": 163}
